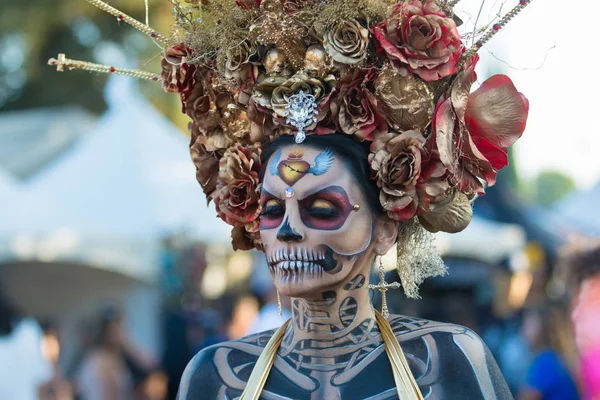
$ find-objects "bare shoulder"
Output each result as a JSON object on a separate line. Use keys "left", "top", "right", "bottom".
{"left": 387, "top": 314, "right": 513, "bottom": 400}
{"left": 177, "top": 329, "right": 277, "bottom": 400}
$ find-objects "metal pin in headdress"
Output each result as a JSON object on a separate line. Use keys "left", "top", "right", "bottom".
{"left": 283, "top": 90, "right": 319, "bottom": 144}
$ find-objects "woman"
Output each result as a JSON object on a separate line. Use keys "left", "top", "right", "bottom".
{"left": 563, "top": 242, "right": 600, "bottom": 400}
{"left": 49, "top": 0, "right": 534, "bottom": 397}
{"left": 518, "top": 303, "right": 580, "bottom": 400}
{"left": 178, "top": 134, "right": 515, "bottom": 399}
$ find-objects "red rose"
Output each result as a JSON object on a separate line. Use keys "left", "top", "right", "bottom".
{"left": 432, "top": 54, "right": 529, "bottom": 193}
{"left": 373, "top": 1, "right": 463, "bottom": 81}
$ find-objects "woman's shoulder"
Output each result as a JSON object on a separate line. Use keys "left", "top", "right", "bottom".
{"left": 177, "top": 329, "right": 278, "bottom": 400}
{"left": 387, "top": 314, "right": 513, "bottom": 400}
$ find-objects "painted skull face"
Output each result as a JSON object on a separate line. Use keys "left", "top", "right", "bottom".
{"left": 260, "top": 144, "right": 374, "bottom": 298}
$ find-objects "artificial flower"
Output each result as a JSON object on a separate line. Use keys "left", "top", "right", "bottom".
{"left": 373, "top": 0, "right": 463, "bottom": 81}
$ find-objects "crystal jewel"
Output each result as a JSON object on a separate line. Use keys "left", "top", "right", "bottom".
{"left": 283, "top": 90, "right": 319, "bottom": 144}
{"left": 285, "top": 187, "right": 295, "bottom": 198}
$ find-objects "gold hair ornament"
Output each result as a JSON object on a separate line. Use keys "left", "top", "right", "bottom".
{"left": 460, "top": 0, "right": 533, "bottom": 66}
{"left": 84, "top": 0, "right": 169, "bottom": 45}
{"left": 48, "top": 53, "right": 161, "bottom": 82}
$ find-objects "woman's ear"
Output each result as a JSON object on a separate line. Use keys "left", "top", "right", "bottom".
{"left": 373, "top": 215, "right": 398, "bottom": 255}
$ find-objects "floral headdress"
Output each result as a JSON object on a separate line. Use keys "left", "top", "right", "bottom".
{"left": 49, "top": 0, "right": 532, "bottom": 296}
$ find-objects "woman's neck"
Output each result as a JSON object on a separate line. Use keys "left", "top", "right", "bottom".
{"left": 280, "top": 272, "right": 380, "bottom": 354}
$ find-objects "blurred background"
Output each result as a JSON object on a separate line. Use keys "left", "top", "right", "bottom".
{"left": 0, "top": 0, "right": 599, "bottom": 399}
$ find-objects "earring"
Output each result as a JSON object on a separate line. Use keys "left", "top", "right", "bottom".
{"left": 368, "top": 255, "right": 401, "bottom": 319}
{"left": 277, "top": 290, "right": 282, "bottom": 316}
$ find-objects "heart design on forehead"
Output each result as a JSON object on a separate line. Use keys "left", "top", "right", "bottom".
{"left": 269, "top": 146, "right": 335, "bottom": 187}
{"left": 277, "top": 158, "right": 310, "bottom": 186}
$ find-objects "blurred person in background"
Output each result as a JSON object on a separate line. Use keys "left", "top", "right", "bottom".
{"left": 225, "top": 295, "right": 259, "bottom": 340}
{"left": 245, "top": 287, "right": 290, "bottom": 336}
{"left": 0, "top": 286, "right": 53, "bottom": 400}
{"left": 75, "top": 307, "right": 157, "bottom": 400}
{"left": 517, "top": 302, "right": 580, "bottom": 400}
{"left": 39, "top": 321, "right": 74, "bottom": 400}
{"left": 563, "top": 241, "right": 600, "bottom": 400}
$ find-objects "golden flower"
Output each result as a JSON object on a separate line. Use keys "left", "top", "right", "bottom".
{"left": 271, "top": 73, "right": 335, "bottom": 118}
{"left": 330, "top": 69, "right": 385, "bottom": 141}
{"left": 304, "top": 45, "right": 331, "bottom": 76}
{"left": 418, "top": 189, "right": 472, "bottom": 233}
{"left": 184, "top": 83, "right": 233, "bottom": 152}
{"left": 225, "top": 40, "right": 258, "bottom": 75}
{"left": 161, "top": 44, "right": 196, "bottom": 93}
{"left": 252, "top": 74, "right": 288, "bottom": 109}
{"left": 231, "top": 224, "right": 264, "bottom": 251}
{"left": 263, "top": 47, "right": 291, "bottom": 76}
{"left": 189, "top": 140, "right": 222, "bottom": 202}
{"left": 375, "top": 69, "right": 433, "bottom": 132}
{"left": 369, "top": 131, "right": 426, "bottom": 221}
{"left": 323, "top": 19, "right": 369, "bottom": 65}
{"left": 213, "top": 145, "right": 263, "bottom": 228}
{"left": 248, "top": 98, "right": 278, "bottom": 142}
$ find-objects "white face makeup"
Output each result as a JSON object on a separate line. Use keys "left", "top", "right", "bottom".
{"left": 260, "top": 145, "right": 375, "bottom": 298}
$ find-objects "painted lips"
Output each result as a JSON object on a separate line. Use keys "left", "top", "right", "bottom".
{"left": 267, "top": 247, "right": 339, "bottom": 277}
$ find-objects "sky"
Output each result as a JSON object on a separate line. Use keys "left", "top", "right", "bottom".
{"left": 455, "top": 0, "right": 600, "bottom": 190}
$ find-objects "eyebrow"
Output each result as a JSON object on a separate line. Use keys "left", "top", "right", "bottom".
{"left": 298, "top": 185, "right": 350, "bottom": 202}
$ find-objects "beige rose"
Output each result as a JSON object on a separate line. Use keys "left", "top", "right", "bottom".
{"left": 324, "top": 19, "right": 369, "bottom": 65}
{"left": 369, "top": 130, "right": 426, "bottom": 221}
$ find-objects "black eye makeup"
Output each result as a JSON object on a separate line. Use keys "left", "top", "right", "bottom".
{"left": 259, "top": 191, "right": 285, "bottom": 230}
{"left": 299, "top": 186, "right": 353, "bottom": 230}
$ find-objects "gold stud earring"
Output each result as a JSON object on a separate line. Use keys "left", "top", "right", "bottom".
{"left": 353, "top": 203, "right": 360, "bottom": 212}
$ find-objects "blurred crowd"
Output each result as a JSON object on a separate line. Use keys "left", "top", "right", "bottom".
{"left": 1, "top": 240, "right": 599, "bottom": 400}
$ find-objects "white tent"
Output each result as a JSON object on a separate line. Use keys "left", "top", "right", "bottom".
{"left": 555, "top": 183, "right": 600, "bottom": 236}
{"left": 436, "top": 215, "right": 527, "bottom": 266}
{"left": 2, "top": 76, "right": 230, "bottom": 281}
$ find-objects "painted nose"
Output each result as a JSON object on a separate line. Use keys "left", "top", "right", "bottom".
{"left": 276, "top": 217, "right": 303, "bottom": 242}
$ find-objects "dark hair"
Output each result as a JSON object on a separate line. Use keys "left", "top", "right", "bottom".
{"left": 560, "top": 243, "right": 600, "bottom": 288}
{"left": 260, "top": 134, "right": 383, "bottom": 215}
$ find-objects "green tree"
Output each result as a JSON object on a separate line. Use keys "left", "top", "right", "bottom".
{"left": 534, "top": 170, "right": 576, "bottom": 207}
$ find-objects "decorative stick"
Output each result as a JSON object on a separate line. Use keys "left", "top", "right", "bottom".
{"left": 459, "top": 0, "right": 533, "bottom": 66}
{"left": 84, "top": 0, "right": 170, "bottom": 45}
{"left": 48, "top": 53, "right": 161, "bottom": 82}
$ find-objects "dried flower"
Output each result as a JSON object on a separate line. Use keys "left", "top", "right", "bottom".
{"left": 418, "top": 189, "right": 472, "bottom": 233}
{"left": 432, "top": 54, "right": 529, "bottom": 193}
{"left": 213, "top": 145, "right": 262, "bottom": 228}
{"left": 373, "top": 1, "right": 463, "bottom": 81}
{"left": 161, "top": 44, "right": 196, "bottom": 93}
{"left": 324, "top": 19, "right": 369, "bottom": 65}
{"left": 330, "top": 69, "right": 385, "bottom": 141}
{"left": 369, "top": 130, "right": 426, "bottom": 221}
{"left": 189, "top": 140, "right": 222, "bottom": 202}
{"left": 375, "top": 69, "right": 433, "bottom": 132}
{"left": 231, "top": 224, "right": 264, "bottom": 251}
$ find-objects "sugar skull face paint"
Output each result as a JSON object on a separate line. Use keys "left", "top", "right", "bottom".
{"left": 260, "top": 145, "right": 374, "bottom": 298}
